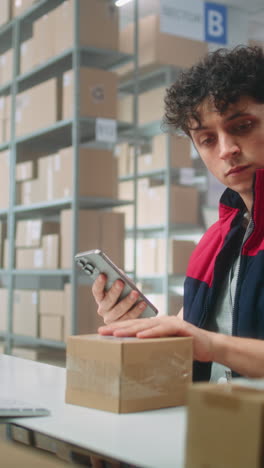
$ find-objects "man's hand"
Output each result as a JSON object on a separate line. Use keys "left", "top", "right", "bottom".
{"left": 92, "top": 273, "right": 147, "bottom": 324}
{"left": 98, "top": 315, "right": 214, "bottom": 363}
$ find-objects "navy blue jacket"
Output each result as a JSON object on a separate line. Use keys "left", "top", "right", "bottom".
{"left": 183, "top": 169, "right": 264, "bottom": 381}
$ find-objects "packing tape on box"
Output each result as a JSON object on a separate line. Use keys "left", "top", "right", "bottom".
{"left": 66, "top": 353, "right": 192, "bottom": 399}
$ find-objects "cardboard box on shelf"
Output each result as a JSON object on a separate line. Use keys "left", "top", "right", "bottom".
{"left": 157, "top": 239, "right": 196, "bottom": 275}
{"left": 119, "top": 14, "right": 208, "bottom": 76}
{"left": 115, "top": 142, "right": 132, "bottom": 177}
{"left": 152, "top": 134, "right": 193, "bottom": 169}
{"left": 66, "top": 334, "right": 193, "bottom": 413}
{"left": 37, "top": 153, "right": 55, "bottom": 202}
{"left": 117, "top": 94, "right": 133, "bottom": 123}
{"left": 39, "top": 290, "right": 64, "bottom": 316}
{"left": 20, "top": 36, "right": 37, "bottom": 75}
{"left": 13, "top": 289, "right": 39, "bottom": 337}
{"left": 15, "top": 77, "right": 61, "bottom": 136}
{"left": 11, "top": 0, "right": 37, "bottom": 17}
{"left": 3, "top": 238, "right": 8, "bottom": 269}
{"left": 16, "top": 159, "right": 36, "bottom": 182}
{"left": 54, "top": 147, "right": 118, "bottom": 200}
{"left": 64, "top": 283, "right": 103, "bottom": 340}
{"left": 136, "top": 238, "right": 158, "bottom": 276}
{"left": 60, "top": 209, "right": 124, "bottom": 269}
{"left": 54, "top": 0, "right": 118, "bottom": 54}
{"left": 62, "top": 68, "right": 117, "bottom": 120}
{"left": 16, "top": 219, "right": 59, "bottom": 248}
{"left": 33, "top": 10, "right": 57, "bottom": 66}
{"left": 0, "top": 0, "right": 11, "bottom": 27}
{"left": 137, "top": 184, "right": 199, "bottom": 226}
{"left": 0, "top": 49, "right": 13, "bottom": 87}
{"left": 185, "top": 383, "right": 264, "bottom": 468}
{"left": 16, "top": 178, "right": 41, "bottom": 205}
{"left": 0, "top": 288, "right": 8, "bottom": 331}
{"left": 0, "top": 150, "right": 9, "bottom": 209}
{"left": 16, "top": 247, "right": 44, "bottom": 269}
{"left": 138, "top": 86, "right": 165, "bottom": 126}
{"left": 42, "top": 234, "right": 60, "bottom": 269}
{"left": 40, "top": 315, "right": 64, "bottom": 341}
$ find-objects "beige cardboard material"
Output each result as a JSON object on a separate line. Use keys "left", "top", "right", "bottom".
{"left": 16, "top": 219, "right": 59, "bottom": 248}
{"left": 66, "top": 334, "right": 193, "bottom": 413}
{"left": 54, "top": 0, "right": 118, "bottom": 54}
{"left": 39, "top": 290, "right": 64, "bottom": 316}
{"left": 62, "top": 68, "right": 117, "bottom": 120}
{"left": 40, "top": 315, "right": 64, "bottom": 341}
{"left": 185, "top": 383, "right": 264, "bottom": 468}
{"left": 13, "top": 289, "right": 39, "bottom": 337}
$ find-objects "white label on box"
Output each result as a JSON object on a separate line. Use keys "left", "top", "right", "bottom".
{"left": 29, "top": 220, "right": 41, "bottom": 241}
{"left": 160, "top": 0, "right": 204, "bottom": 41}
{"left": 96, "top": 118, "right": 117, "bottom": 143}
{"left": 179, "top": 168, "right": 195, "bottom": 185}
{"left": 34, "top": 250, "right": 44, "bottom": 268}
{"left": 31, "top": 292, "right": 37, "bottom": 305}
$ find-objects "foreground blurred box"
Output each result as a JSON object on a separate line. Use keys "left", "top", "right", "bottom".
{"left": 66, "top": 334, "right": 193, "bottom": 413}
{"left": 185, "top": 382, "right": 264, "bottom": 468}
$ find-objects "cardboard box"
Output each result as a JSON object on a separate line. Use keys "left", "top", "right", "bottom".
{"left": 185, "top": 383, "right": 264, "bottom": 468}
{"left": 138, "top": 184, "right": 199, "bottom": 226}
{"left": 40, "top": 315, "right": 64, "bottom": 341}
{"left": 54, "top": 0, "right": 118, "bottom": 54}
{"left": 33, "top": 11, "right": 56, "bottom": 66}
{"left": 53, "top": 147, "right": 118, "bottom": 199}
{"left": 16, "top": 159, "right": 36, "bottom": 182}
{"left": 16, "top": 178, "right": 41, "bottom": 205}
{"left": 145, "top": 293, "right": 183, "bottom": 316}
{"left": 16, "top": 219, "right": 59, "bottom": 248}
{"left": 0, "top": 288, "right": 8, "bottom": 331}
{"left": 39, "top": 290, "right": 64, "bottom": 316}
{"left": 0, "top": 0, "right": 11, "bottom": 27}
{"left": 62, "top": 68, "right": 117, "bottom": 120}
{"left": 20, "top": 36, "right": 37, "bottom": 75}
{"left": 64, "top": 283, "right": 102, "bottom": 340}
{"left": 3, "top": 238, "right": 8, "bottom": 269}
{"left": 119, "top": 14, "right": 208, "bottom": 76}
{"left": 0, "top": 49, "right": 13, "bottom": 86}
{"left": 15, "top": 77, "right": 61, "bottom": 136}
{"left": 0, "top": 150, "right": 9, "bottom": 209}
{"left": 16, "top": 247, "right": 44, "bottom": 269}
{"left": 11, "top": 0, "right": 37, "bottom": 17}
{"left": 13, "top": 289, "right": 39, "bottom": 336}
{"left": 157, "top": 239, "right": 196, "bottom": 275}
{"left": 60, "top": 209, "right": 124, "bottom": 269}
{"left": 66, "top": 334, "right": 193, "bottom": 413}
{"left": 42, "top": 234, "right": 60, "bottom": 269}
{"left": 152, "top": 134, "right": 192, "bottom": 169}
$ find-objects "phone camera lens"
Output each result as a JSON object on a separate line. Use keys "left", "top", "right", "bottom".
{"left": 84, "top": 263, "right": 94, "bottom": 275}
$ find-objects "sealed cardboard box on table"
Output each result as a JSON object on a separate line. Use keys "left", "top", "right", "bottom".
{"left": 185, "top": 382, "right": 264, "bottom": 468}
{"left": 66, "top": 334, "right": 193, "bottom": 413}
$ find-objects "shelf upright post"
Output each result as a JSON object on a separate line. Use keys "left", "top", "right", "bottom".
{"left": 131, "top": 0, "right": 139, "bottom": 283}
{"left": 71, "top": 0, "right": 81, "bottom": 335}
{"left": 163, "top": 67, "right": 174, "bottom": 316}
{"left": 5, "top": 18, "right": 21, "bottom": 354}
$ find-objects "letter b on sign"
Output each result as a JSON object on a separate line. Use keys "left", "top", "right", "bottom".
{"left": 204, "top": 2, "right": 227, "bottom": 44}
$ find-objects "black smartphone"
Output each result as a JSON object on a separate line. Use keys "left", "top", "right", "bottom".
{"left": 75, "top": 249, "right": 158, "bottom": 318}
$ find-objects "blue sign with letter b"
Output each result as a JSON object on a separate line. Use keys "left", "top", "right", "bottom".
{"left": 204, "top": 2, "right": 227, "bottom": 44}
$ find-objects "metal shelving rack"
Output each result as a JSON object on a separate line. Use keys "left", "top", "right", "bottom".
{"left": 0, "top": 0, "right": 135, "bottom": 353}
{"left": 118, "top": 56, "right": 206, "bottom": 314}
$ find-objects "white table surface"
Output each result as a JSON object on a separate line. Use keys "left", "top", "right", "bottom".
{"left": 0, "top": 354, "right": 187, "bottom": 468}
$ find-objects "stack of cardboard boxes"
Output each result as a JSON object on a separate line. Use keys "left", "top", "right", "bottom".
{"left": 0, "top": 282, "right": 102, "bottom": 341}
{"left": 16, "top": 146, "right": 118, "bottom": 205}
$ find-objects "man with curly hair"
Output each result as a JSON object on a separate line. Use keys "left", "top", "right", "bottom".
{"left": 92, "top": 45, "right": 264, "bottom": 381}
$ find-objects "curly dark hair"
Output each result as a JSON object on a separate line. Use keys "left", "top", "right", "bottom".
{"left": 163, "top": 45, "right": 264, "bottom": 135}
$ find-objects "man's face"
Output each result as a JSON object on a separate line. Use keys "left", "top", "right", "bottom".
{"left": 189, "top": 96, "right": 264, "bottom": 210}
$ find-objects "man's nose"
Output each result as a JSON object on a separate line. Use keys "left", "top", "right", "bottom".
{"left": 218, "top": 134, "right": 241, "bottom": 160}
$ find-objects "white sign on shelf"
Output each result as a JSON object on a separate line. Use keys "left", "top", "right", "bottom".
{"left": 95, "top": 118, "right": 117, "bottom": 143}
{"left": 160, "top": 0, "right": 228, "bottom": 45}
{"left": 179, "top": 167, "right": 195, "bottom": 185}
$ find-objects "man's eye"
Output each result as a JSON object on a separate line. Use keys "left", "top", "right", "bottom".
{"left": 200, "top": 136, "right": 215, "bottom": 146}
{"left": 234, "top": 120, "right": 253, "bottom": 133}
